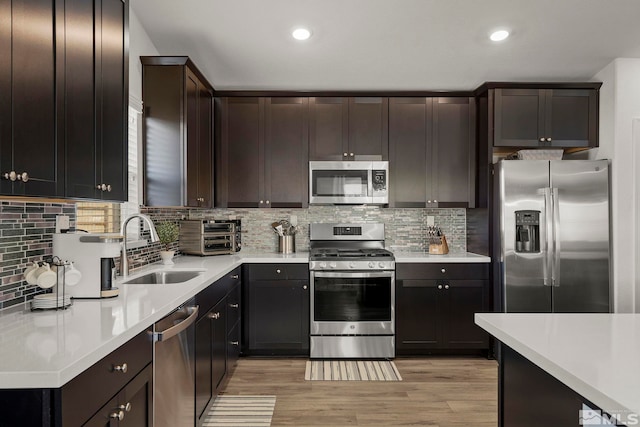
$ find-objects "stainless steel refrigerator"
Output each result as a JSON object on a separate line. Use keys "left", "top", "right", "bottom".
{"left": 494, "top": 159, "right": 611, "bottom": 313}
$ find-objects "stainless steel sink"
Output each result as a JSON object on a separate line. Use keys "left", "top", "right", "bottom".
{"left": 122, "top": 270, "right": 204, "bottom": 285}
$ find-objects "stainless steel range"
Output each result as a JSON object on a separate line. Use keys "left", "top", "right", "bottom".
{"left": 309, "top": 223, "right": 395, "bottom": 359}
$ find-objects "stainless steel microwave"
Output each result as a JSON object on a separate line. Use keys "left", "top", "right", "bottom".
{"left": 309, "top": 161, "right": 389, "bottom": 205}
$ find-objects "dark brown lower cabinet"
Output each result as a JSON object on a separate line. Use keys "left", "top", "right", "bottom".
{"left": 0, "top": 329, "right": 153, "bottom": 427}
{"left": 396, "top": 263, "right": 490, "bottom": 354}
{"left": 194, "top": 267, "right": 242, "bottom": 426}
{"left": 243, "top": 264, "right": 310, "bottom": 355}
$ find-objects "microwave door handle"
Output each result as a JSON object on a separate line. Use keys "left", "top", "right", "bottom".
{"left": 367, "top": 169, "right": 374, "bottom": 202}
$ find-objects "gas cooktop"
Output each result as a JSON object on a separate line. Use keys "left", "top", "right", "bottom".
{"left": 310, "top": 248, "right": 394, "bottom": 259}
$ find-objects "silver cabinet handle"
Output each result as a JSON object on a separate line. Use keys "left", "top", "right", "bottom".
{"left": 155, "top": 306, "right": 199, "bottom": 341}
{"left": 433, "top": 200, "right": 437, "bottom": 203}
{"left": 3, "top": 171, "right": 28, "bottom": 182}
{"left": 110, "top": 410, "right": 125, "bottom": 420}
{"left": 276, "top": 269, "right": 281, "bottom": 274}
{"left": 19, "top": 172, "right": 28, "bottom": 182}
{"left": 349, "top": 152, "right": 354, "bottom": 157}
{"left": 229, "top": 303, "right": 239, "bottom": 308}
{"left": 427, "top": 200, "right": 432, "bottom": 203}
{"left": 259, "top": 200, "right": 264, "bottom": 204}
{"left": 119, "top": 402, "right": 132, "bottom": 412}
{"left": 546, "top": 137, "right": 552, "bottom": 142}
{"left": 303, "top": 285, "right": 308, "bottom": 290}
{"left": 444, "top": 284, "right": 450, "bottom": 290}
{"left": 106, "top": 184, "right": 111, "bottom": 192}
{"left": 231, "top": 274, "right": 239, "bottom": 279}
{"left": 208, "top": 311, "right": 221, "bottom": 320}
{"left": 343, "top": 152, "right": 348, "bottom": 157}
{"left": 112, "top": 363, "right": 128, "bottom": 374}
{"left": 441, "top": 268, "right": 446, "bottom": 273}
{"left": 266, "top": 200, "right": 270, "bottom": 205}
{"left": 437, "top": 284, "right": 443, "bottom": 290}
{"left": 3, "top": 171, "right": 16, "bottom": 181}
{"left": 539, "top": 137, "right": 545, "bottom": 142}
{"left": 230, "top": 341, "right": 239, "bottom": 346}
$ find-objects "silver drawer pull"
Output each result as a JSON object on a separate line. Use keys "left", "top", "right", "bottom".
{"left": 276, "top": 269, "right": 281, "bottom": 274}
{"left": 119, "top": 402, "right": 132, "bottom": 412}
{"left": 110, "top": 410, "right": 125, "bottom": 420}
{"left": 112, "top": 363, "right": 128, "bottom": 374}
{"left": 230, "top": 341, "right": 239, "bottom": 346}
{"left": 303, "top": 285, "right": 308, "bottom": 290}
{"left": 231, "top": 274, "right": 239, "bottom": 279}
{"left": 441, "top": 268, "right": 446, "bottom": 273}
{"left": 444, "top": 284, "right": 450, "bottom": 290}
{"left": 437, "top": 284, "right": 443, "bottom": 290}
{"left": 208, "top": 312, "right": 221, "bottom": 320}
{"left": 229, "top": 303, "right": 239, "bottom": 308}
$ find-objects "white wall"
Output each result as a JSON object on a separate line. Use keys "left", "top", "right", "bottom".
{"left": 589, "top": 58, "right": 640, "bottom": 312}
{"left": 128, "top": 8, "right": 159, "bottom": 105}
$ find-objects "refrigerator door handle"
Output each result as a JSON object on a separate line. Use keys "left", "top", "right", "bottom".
{"left": 551, "top": 187, "right": 560, "bottom": 287}
{"left": 543, "top": 187, "right": 553, "bottom": 287}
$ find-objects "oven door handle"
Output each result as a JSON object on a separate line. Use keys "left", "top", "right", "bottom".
{"left": 312, "top": 271, "right": 394, "bottom": 279}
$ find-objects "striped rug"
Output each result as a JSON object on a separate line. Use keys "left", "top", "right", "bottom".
{"left": 305, "top": 360, "right": 402, "bottom": 381}
{"left": 203, "top": 395, "right": 276, "bottom": 427}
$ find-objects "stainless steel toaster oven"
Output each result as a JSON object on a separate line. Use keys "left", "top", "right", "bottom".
{"left": 179, "top": 220, "right": 241, "bottom": 255}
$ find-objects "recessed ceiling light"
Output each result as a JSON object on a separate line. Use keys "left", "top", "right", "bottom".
{"left": 490, "top": 30, "right": 510, "bottom": 42}
{"left": 292, "top": 28, "right": 311, "bottom": 41}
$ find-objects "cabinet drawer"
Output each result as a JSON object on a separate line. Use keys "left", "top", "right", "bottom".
{"left": 196, "top": 267, "right": 241, "bottom": 317}
{"left": 248, "top": 263, "right": 309, "bottom": 280}
{"left": 61, "top": 329, "right": 152, "bottom": 426}
{"left": 227, "top": 282, "right": 241, "bottom": 325}
{"left": 396, "top": 263, "right": 488, "bottom": 280}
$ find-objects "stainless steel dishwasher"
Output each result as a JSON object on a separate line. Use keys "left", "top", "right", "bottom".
{"left": 152, "top": 300, "right": 198, "bottom": 427}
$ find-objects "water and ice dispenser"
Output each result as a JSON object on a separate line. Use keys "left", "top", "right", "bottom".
{"left": 515, "top": 210, "right": 540, "bottom": 253}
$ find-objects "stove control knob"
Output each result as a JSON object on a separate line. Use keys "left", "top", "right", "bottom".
{"left": 368, "top": 262, "right": 375, "bottom": 268}
{"left": 329, "top": 262, "right": 337, "bottom": 269}
{"left": 349, "top": 262, "right": 356, "bottom": 269}
{"left": 319, "top": 262, "right": 327, "bottom": 269}
{"left": 378, "top": 262, "right": 386, "bottom": 269}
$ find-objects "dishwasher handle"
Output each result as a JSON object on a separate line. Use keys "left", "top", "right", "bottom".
{"left": 154, "top": 305, "right": 199, "bottom": 342}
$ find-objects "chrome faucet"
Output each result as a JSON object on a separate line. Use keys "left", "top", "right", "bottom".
{"left": 120, "top": 214, "right": 160, "bottom": 277}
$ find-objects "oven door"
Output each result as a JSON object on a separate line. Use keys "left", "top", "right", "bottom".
{"left": 310, "top": 270, "right": 395, "bottom": 335}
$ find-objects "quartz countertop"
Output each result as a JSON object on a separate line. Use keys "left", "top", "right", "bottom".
{"left": 0, "top": 251, "right": 488, "bottom": 389}
{"left": 393, "top": 252, "right": 490, "bottom": 263}
{"left": 475, "top": 313, "right": 640, "bottom": 421}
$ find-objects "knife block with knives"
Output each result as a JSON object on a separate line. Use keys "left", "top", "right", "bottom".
{"left": 427, "top": 226, "right": 449, "bottom": 255}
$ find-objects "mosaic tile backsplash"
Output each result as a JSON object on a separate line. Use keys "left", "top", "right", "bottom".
{"left": 141, "top": 206, "right": 466, "bottom": 254}
{"left": 0, "top": 201, "right": 76, "bottom": 310}
{"left": 0, "top": 200, "right": 465, "bottom": 311}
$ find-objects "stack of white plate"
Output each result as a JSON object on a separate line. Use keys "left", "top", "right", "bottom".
{"left": 32, "top": 294, "right": 72, "bottom": 310}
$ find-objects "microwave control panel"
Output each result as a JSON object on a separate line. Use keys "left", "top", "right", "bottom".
{"left": 372, "top": 170, "right": 387, "bottom": 193}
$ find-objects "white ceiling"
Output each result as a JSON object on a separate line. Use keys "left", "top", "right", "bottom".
{"left": 131, "top": 0, "right": 640, "bottom": 91}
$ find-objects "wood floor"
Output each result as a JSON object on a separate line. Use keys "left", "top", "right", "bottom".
{"left": 222, "top": 357, "right": 498, "bottom": 427}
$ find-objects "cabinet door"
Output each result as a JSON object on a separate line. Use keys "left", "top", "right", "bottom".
{"left": 388, "top": 97, "right": 430, "bottom": 207}
{"left": 96, "top": 0, "right": 127, "bottom": 201}
{"left": 431, "top": 97, "right": 474, "bottom": 207}
{"left": 545, "top": 89, "right": 598, "bottom": 148}
{"left": 348, "top": 97, "right": 389, "bottom": 160}
{"left": 309, "top": 97, "right": 348, "bottom": 160}
{"left": 195, "top": 316, "right": 213, "bottom": 421}
{"left": 185, "top": 70, "right": 213, "bottom": 208}
{"left": 441, "top": 280, "right": 489, "bottom": 349}
{"left": 248, "top": 280, "right": 309, "bottom": 353}
{"left": 395, "top": 279, "right": 441, "bottom": 352}
{"left": 120, "top": 364, "right": 153, "bottom": 427}
{"left": 197, "top": 85, "right": 213, "bottom": 207}
{"left": 218, "top": 97, "right": 264, "bottom": 207}
{"left": 62, "top": 0, "right": 96, "bottom": 199}
{"left": 493, "top": 88, "right": 544, "bottom": 147}
{"left": 211, "top": 298, "right": 227, "bottom": 392}
{"left": 1, "top": 0, "right": 60, "bottom": 196}
{"left": 264, "top": 97, "right": 309, "bottom": 208}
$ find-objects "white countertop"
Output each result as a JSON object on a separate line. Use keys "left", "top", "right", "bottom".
{"left": 0, "top": 251, "right": 487, "bottom": 389}
{"left": 475, "top": 313, "right": 640, "bottom": 420}
{"left": 393, "top": 252, "right": 490, "bottom": 263}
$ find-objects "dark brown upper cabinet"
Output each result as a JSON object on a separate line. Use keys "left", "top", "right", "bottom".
{"left": 492, "top": 87, "right": 599, "bottom": 148}
{"left": 64, "top": 0, "right": 128, "bottom": 201}
{"left": 0, "top": 0, "right": 62, "bottom": 197}
{"left": 142, "top": 56, "right": 214, "bottom": 208}
{"left": 216, "top": 97, "right": 308, "bottom": 208}
{"left": 309, "top": 97, "right": 388, "bottom": 160}
{"left": 389, "top": 97, "right": 475, "bottom": 208}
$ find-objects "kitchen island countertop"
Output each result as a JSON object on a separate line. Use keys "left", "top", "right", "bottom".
{"left": 475, "top": 313, "right": 640, "bottom": 422}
